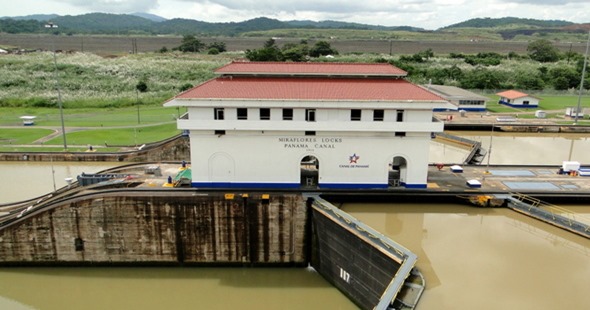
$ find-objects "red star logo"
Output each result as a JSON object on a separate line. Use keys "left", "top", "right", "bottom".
{"left": 349, "top": 153, "right": 360, "bottom": 164}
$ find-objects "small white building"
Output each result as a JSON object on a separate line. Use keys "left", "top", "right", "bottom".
{"left": 423, "top": 84, "right": 488, "bottom": 112}
{"left": 165, "top": 62, "right": 454, "bottom": 189}
{"left": 496, "top": 90, "right": 540, "bottom": 108}
{"left": 19, "top": 116, "right": 36, "bottom": 126}
{"left": 565, "top": 107, "right": 584, "bottom": 118}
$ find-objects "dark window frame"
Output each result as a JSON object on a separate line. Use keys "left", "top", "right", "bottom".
{"left": 260, "top": 108, "right": 271, "bottom": 120}
{"left": 373, "top": 109, "right": 384, "bottom": 121}
{"left": 396, "top": 110, "right": 404, "bottom": 122}
{"left": 305, "top": 109, "right": 316, "bottom": 122}
{"left": 214, "top": 108, "right": 224, "bottom": 120}
{"left": 351, "top": 109, "right": 362, "bottom": 121}
{"left": 237, "top": 108, "right": 248, "bottom": 120}
{"left": 283, "top": 108, "right": 293, "bottom": 120}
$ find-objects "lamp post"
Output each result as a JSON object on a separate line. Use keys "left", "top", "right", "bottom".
{"left": 574, "top": 30, "right": 590, "bottom": 125}
{"left": 45, "top": 22, "right": 68, "bottom": 151}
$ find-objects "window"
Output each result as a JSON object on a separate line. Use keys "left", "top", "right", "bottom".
{"left": 260, "top": 108, "right": 270, "bottom": 120}
{"left": 459, "top": 100, "right": 484, "bottom": 106}
{"left": 306, "top": 109, "right": 316, "bottom": 122}
{"left": 351, "top": 109, "right": 362, "bottom": 121}
{"left": 395, "top": 132, "right": 406, "bottom": 137}
{"left": 283, "top": 109, "right": 293, "bottom": 120}
{"left": 305, "top": 131, "right": 316, "bottom": 136}
{"left": 373, "top": 109, "right": 384, "bottom": 121}
{"left": 396, "top": 110, "right": 404, "bottom": 122}
{"left": 214, "top": 130, "right": 225, "bottom": 136}
{"left": 214, "top": 108, "right": 224, "bottom": 120}
{"left": 237, "top": 108, "right": 248, "bottom": 120}
{"left": 523, "top": 100, "right": 530, "bottom": 105}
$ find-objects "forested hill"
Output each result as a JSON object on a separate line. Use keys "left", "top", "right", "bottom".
{"left": 442, "top": 17, "right": 574, "bottom": 29}
{"left": 0, "top": 13, "right": 423, "bottom": 35}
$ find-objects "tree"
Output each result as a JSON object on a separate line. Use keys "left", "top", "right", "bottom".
{"left": 245, "top": 47, "right": 283, "bottom": 61}
{"left": 245, "top": 38, "right": 283, "bottom": 61}
{"left": 179, "top": 83, "right": 193, "bottom": 92}
{"left": 527, "top": 39, "right": 560, "bottom": 62}
{"left": 174, "top": 35, "right": 205, "bottom": 53}
{"left": 208, "top": 41, "right": 227, "bottom": 53}
{"left": 309, "top": 41, "right": 338, "bottom": 57}
{"left": 417, "top": 48, "right": 434, "bottom": 60}
{"left": 459, "top": 68, "right": 504, "bottom": 90}
{"left": 136, "top": 80, "right": 148, "bottom": 93}
{"left": 281, "top": 42, "right": 309, "bottom": 62}
{"left": 549, "top": 66, "right": 579, "bottom": 90}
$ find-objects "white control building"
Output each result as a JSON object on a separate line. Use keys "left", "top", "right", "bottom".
{"left": 165, "top": 62, "right": 454, "bottom": 189}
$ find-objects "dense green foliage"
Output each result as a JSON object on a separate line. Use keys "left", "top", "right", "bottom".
{"left": 527, "top": 39, "right": 560, "bottom": 62}
{"left": 0, "top": 52, "right": 235, "bottom": 108}
{"left": 386, "top": 47, "right": 589, "bottom": 92}
{"left": 0, "top": 19, "right": 44, "bottom": 34}
{"left": 245, "top": 38, "right": 338, "bottom": 61}
{"left": 173, "top": 35, "right": 206, "bottom": 52}
{"left": 0, "top": 47, "right": 587, "bottom": 112}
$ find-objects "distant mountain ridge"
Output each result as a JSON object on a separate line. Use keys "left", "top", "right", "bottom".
{"left": 0, "top": 13, "right": 583, "bottom": 37}
{"left": 442, "top": 17, "right": 574, "bottom": 29}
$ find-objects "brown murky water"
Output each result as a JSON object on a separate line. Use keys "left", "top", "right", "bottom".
{"left": 1, "top": 133, "right": 589, "bottom": 309}
{"left": 342, "top": 203, "right": 590, "bottom": 310}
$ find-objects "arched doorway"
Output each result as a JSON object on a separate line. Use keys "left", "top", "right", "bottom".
{"left": 389, "top": 156, "right": 408, "bottom": 187}
{"left": 300, "top": 155, "right": 319, "bottom": 188}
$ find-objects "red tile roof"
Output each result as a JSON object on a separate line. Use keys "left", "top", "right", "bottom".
{"left": 496, "top": 90, "right": 529, "bottom": 99}
{"left": 215, "top": 61, "right": 407, "bottom": 77}
{"left": 175, "top": 77, "right": 444, "bottom": 101}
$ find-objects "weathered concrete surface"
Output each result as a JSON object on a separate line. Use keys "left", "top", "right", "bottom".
{"left": 0, "top": 135, "right": 190, "bottom": 162}
{"left": 309, "top": 196, "right": 418, "bottom": 310}
{"left": 0, "top": 191, "right": 308, "bottom": 265}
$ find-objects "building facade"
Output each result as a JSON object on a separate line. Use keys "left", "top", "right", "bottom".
{"left": 424, "top": 84, "right": 488, "bottom": 111}
{"left": 165, "top": 62, "right": 454, "bottom": 189}
{"left": 497, "top": 90, "right": 540, "bottom": 108}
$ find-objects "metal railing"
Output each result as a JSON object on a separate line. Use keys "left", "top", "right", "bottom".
{"left": 508, "top": 192, "right": 590, "bottom": 237}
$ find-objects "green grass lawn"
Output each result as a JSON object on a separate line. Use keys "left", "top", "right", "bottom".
{"left": 537, "top": 95, "right": 590, "bottom": 110}
{"left": 0, "top": 146, "right": 122, "bottom": 152}
{"left": 46, "top": 123, "right": 180, "bottom": 146}
{"left": 0, "top": 128, "right": 55, "bottom": 144}
{"left": 0, "top": 106, "right": 184, "bottom": 127}
{"left": 484, "top": 94, "right": 590, "bottom": 113}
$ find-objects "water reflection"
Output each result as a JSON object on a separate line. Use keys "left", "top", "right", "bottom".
{"left": 444, "top": 131, "right": 590, "bottom": 165}
{"left": 342, "top": 203, "right": 590, "bottom": 310}
{"left": 0, "top": 161, "right": 118, "bottom": 203}
{"left": 0, "top": 267, "right": 356, "bottom": 310}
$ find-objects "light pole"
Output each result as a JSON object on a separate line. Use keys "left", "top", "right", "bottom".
{"left": 574, "top": 30, "right": 590, "bottom": 125}
{"left": 45, "top": 22, "right": 68, "bottom": 151}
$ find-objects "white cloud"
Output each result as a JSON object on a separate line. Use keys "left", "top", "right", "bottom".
{"left": 60, "top": 0, "right": 159, "bottom": 13}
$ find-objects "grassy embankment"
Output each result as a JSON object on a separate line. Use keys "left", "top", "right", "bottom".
{"left": 484, "top": 94, "right": 590, "bottom": 123}
{"left": 0, "top": 52, "right": 240, "bottom": 152}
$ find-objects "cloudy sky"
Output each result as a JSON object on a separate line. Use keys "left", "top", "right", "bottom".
{"left": 0, "top": 0, "right": 588, "bottom": 30}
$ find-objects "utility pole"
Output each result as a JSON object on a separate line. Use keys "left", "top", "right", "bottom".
{"left": 45, "top": 22, "right": 68, "bottom": 151}
{"left": 574, "top": 30, "right": 590, "bottom": 125}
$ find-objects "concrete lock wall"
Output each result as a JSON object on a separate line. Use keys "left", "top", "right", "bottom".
{"left": 310, "top": 205, "right": 403, "bottom": 310}
{"left": 0, "top": 192, "right": 308, "bottom": 265}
